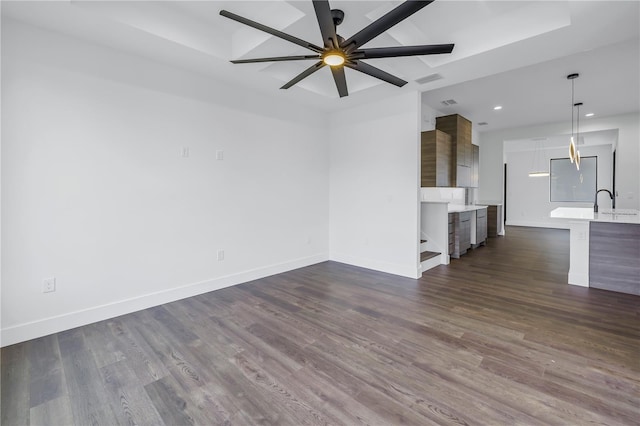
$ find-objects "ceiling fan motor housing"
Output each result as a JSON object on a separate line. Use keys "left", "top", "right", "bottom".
{"left": 331, "top": 9, "right": 344, "bottom": 26}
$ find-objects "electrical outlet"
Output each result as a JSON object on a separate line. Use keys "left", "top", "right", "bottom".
{"left": 181, "top": 146, "right": 190, "bottom": 158}
{"left": 216, "top": 150, "right": 224, "bottom": 160}
{"left": 43, "top": 277, "right": 56, "bottom": 293}
{"left": 217, "top": 250, "right": 225, "bottom": 261}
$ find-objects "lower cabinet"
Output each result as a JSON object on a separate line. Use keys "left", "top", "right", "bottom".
{"left": 448, "top": 214, "right": 454, "bottom": 255}
{"left": 450, "top": 212, "right": 471, "bottom": 259}
{"left": 486, "top": 205, "right": 503, "bottom": 237}
{"left": 474, "top": 208, "right": 487, "bottom": 248}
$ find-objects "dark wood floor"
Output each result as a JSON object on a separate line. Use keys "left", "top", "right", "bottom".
{"left": 2, "top": 226, "right": 639, "bottom": 425}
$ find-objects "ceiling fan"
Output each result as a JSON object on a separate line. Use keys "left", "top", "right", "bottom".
{"left": 220, "top": 0, "right": 454, "bottom": 98}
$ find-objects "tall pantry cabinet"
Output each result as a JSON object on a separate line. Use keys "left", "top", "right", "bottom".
{"left": 435, "top": 114, "right": 473, "bottom": 188}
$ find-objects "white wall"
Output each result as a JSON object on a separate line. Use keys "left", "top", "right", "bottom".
{"left": 478, "top": 113, "right": 640, "bottom": 222}
{"left": 329, "top": 92, "right": 421, "bottom": 278}
{"left": 1, "top": 20, "right": 330, "bottom": 346}
{"left": 505, "top": 144, "right": 612, "bottom": 228}
{"left": 420, "top": 103, "right": 441, "bottom": 131}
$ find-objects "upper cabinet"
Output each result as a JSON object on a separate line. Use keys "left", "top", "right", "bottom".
{"left": 421, "top": 130, "right": 452, "bottom": 187}
{"left": 435, "top": 114, "right": 474, "bottom": 188}
{"left": 471, "top": 144, "right": 479, "bottom": 188}
{"left": 420, "top": 113, "right": 479, "bottom": 188}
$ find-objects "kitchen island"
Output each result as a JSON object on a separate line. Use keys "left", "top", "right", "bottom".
{"left": 550, "top": 207, "right": 640, "bottom": 295}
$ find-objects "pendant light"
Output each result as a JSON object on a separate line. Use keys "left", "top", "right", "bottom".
{"left": 567, "top": 73, "right": 581, "bottom": 170}
{"left": 528, "top": 139, "right": 549, "bottom": 177}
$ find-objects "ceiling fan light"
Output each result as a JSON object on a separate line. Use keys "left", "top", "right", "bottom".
{"left": 323, "top": 52, "right": 345, "bottom": 66}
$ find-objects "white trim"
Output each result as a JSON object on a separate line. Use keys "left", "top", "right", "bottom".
{"left": 568, "top": 271, "right": 589, "bottom": 287}
{"left": 329, "top": 252, "right": 421, "bottom": 279}
{"left": 567, "top": 220, "right": 590, "bottom": 287}
{"left": 1, "top": 253, "right": 328, "bottom": 347}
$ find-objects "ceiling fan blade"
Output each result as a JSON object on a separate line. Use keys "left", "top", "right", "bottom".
{"left": 313, "top": 0, "right": 339, "bottom": 49}
{"left": 330, "top": 66, "right": 349, "bottom": 98}
{"left": 341, "top": 1, "right": 434, "bottom": 53}
{"left": 354, "top": 44, "right": 454, "bottom": 59}
{"left": 281, "top": 61, "right": 326, "bottom": 89}
{"left": 220, "top": 10, "right": 323, "bottom": 53}
{"left": 345, "top": 60, "right": 407, "bottom": 87}
{"left": 231, "top": 55, "right": 321, "bottom": 64}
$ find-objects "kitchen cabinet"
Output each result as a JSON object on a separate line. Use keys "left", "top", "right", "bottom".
{"left": 436, "top": 114, "right": 473, "bottom": 187}
{"left": 486, "top": 205, "right": 503, "bottom": 237}
{"left": 448, "top": 213, "right": 454, "bottom": 255}
{"left": 474, "top": 208, "right": 487, "bottom": 247}
{"left": 590, "top": 222, "right": 640, "bottom": 295}
{"left": 450, "top": 211, "right": 471, "bottom": 259}
{"left": 471, "top": 144, "right": 479, "bottom": 188}
{"left": 421, "top": 130, "right": 452, "bottom": 187}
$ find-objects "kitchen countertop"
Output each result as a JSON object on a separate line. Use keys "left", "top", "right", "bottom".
{"left": 420, "top": 200, "right": 488, "bottom": 213}
{"left": 448, "top": 205, "right": 488, "bottom": 213}
{"left": 550, "top": 207, "right": 640, "bottom": 224}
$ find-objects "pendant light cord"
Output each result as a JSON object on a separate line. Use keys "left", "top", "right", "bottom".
{"left": 576, "top": 103, "right": 580, "bottom": 143}
{"left": 571, "top": 78, "right": 575, "bottom": 139}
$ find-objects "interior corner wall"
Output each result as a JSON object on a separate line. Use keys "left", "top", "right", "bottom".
{"left": 478, "top": 112, "right": 640, "bottom": 214}
{"left": 329, "top": 92, "right": 421, "bottom": 278}
{"left": 1, "top": 20, "right": 330, "bottom": 346}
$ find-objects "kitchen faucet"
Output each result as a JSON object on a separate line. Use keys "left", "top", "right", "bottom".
{"left": 594, "top": 189, "right": 615, "bottom": 212}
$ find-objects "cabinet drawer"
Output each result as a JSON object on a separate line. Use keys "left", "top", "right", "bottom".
{"left": 460, "top": 211, "right": 472, "bottom": 222}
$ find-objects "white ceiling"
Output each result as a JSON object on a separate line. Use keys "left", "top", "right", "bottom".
{"left": 2, "top": 1, "right": 639, "bottom": 131}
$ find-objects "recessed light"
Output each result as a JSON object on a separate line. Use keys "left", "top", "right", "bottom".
{"left": 585, "top": 113, "right": 594, "bottom": 117}
{"left": 493, "top": 105, "right": 502, "bottom": 110}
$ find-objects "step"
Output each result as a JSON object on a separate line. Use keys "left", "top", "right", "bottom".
{"left": 420, "top": 251, "right": 440, "bottom": 262}
{"left": 420, "top": 251, "right": 442, "bottom": 273}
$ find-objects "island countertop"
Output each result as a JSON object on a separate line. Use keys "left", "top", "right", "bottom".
{"left": 550, "top": 207, "right": 640, "bottom": 224}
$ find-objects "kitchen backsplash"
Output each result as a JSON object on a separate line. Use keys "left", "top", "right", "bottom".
{"left": 421, "top": 187, "right": 467, "bottom": 205}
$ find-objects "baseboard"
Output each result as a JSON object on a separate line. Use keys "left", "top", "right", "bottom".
{"left": 329, "top": 252, "right": 421, "bottom": 279}
{"left": 1, "top": 253, "right": 329, "bottom": 347}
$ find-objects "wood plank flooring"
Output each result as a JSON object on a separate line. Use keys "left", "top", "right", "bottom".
{"left": 2, "top": 226, "right": 639, "bottom": 425}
